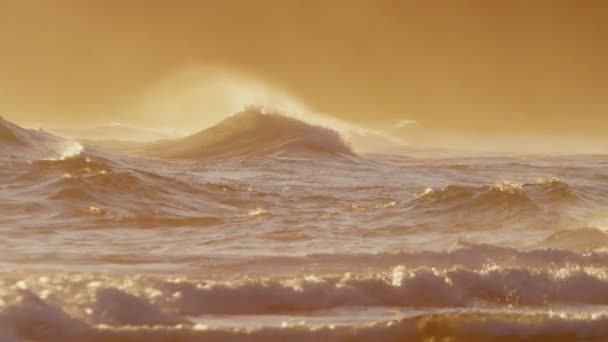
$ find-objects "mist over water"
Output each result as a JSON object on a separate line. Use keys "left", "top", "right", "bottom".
{"left": 1, "top": 109, "right": 608, "bottom": 341}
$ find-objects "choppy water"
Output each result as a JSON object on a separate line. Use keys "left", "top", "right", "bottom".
{"left": 2, "top": 110, "right": 608, "bottom": 341}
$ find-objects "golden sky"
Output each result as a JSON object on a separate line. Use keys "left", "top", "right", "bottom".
{"left": 0, "top": 0, "right": 606, "bottom": 134}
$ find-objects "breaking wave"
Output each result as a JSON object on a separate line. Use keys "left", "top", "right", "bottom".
{"left": 144, "top": 107, "right": 355, "bottom": 160}
{"left": 4, "top": 267, "right": 608, "bottom": 341}
{"left": 3, "top": 310, "right": 608, "bottom": 341}
{"left": 0, "top": 116, "right": 82, "bottom": 161}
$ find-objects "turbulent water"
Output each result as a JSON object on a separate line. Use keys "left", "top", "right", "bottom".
{"left": 2, "top": 110, "right": 608, "bottom": 341}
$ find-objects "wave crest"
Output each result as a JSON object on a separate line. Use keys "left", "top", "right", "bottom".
{"left": 144, "top": 107, "right": 355, "bottom": 160}
{"left": 5, "top": 283, "right": 608, "bottom": 342}
{"left": 5, "top": 266, "right": 608, "bottom": 327}
{"left": 407, "top": 178, "right": 578, "bottom": 229}
{"left": 0, "top": 116, "right": 80, "bottom": 161}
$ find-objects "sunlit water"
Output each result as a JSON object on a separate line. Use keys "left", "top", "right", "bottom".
{"left": 2, "top": 113, "right": 608, "bottom": 341}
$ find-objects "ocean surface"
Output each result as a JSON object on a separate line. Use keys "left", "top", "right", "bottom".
{"left": 2, "top": 109, "right": 608, "bottom": 341}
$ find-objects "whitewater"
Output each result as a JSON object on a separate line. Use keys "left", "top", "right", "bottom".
{"left": 1, "top": 108, "right": 608, "bottom": 341}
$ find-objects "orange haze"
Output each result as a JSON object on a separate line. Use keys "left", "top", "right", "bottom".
{"left": 0, "top": 0, "right": 607, "bottom": 134}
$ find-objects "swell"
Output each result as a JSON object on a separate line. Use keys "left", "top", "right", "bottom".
{"left": 184, "top": 242, "right": 608, "bottom": 275}
{"left": 405, "top": 177, "right": 581, "bottom": 229}
{"left": 0, "top": 116, "right": 63, "bottom": 160}
{"left": 144, "top": 107, "right": 355, "bottom": 160}
{"left": 534, "top": 227, "right": 608, "bottom": 252}
{"left": 411, "top": 177, "right": 577, "bottom": 210}
{"left": 8, "top": 241, "right": 608, "bottom": 276}
{"left": 10, "top": 153, "right": 233, "bottom": 228}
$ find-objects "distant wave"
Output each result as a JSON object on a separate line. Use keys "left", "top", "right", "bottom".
{"left": 0, "top": 116, "right": 80, "bottom": 161}
{"left": 144, "top": 107, "right": 355, "bottom": 160}
{"left": 534, "top": 227, "right": 608, "bottom": 252}
{"left": 0, "top": 116, "right": 40, "bottom": 146}
{"left": 7, "top": 151, "right": 233, "bottom": 229}
{"left": 521, "top": 176, "right": 580, "bottom": 203}
{"left": 10, "top": 240, "right": 608, "bottom": 277}
{"left": 410, "top": 183, "right": 536, "bottom": 212}
{"left": 1, "top": 116, "right": 58, "bottom": 158}
{"left": 405, "top": 178, "right": 579, "bottom": 229}
{"left": 412, "top": 178, "right": 576, "bottom": 209}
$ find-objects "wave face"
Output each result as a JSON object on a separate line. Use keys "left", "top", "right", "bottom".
{"left": 405, "top": 178, "right": 581, "bottom": 230}
{"left": 411, "top": 178, "right": 576, "bottom": 210}
{"left": 1, "top": 116, "right": 57, "bottom": 158}
{"left": 144, "top": 107, "right": 355, "bottom": 160}
{"left": 534, "top": 227, "right": 608, "bottom": 252}
{"left": 2, "top": 114, "right": 608, "bottom": 341}
{"left": 0, "top": 116, "right": 82, "bottom": 162}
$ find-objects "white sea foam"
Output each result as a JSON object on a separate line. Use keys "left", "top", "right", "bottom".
{"left": 2, "top": 283, "right": 608, "bottom": 341}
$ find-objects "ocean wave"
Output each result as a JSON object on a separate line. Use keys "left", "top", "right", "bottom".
{"left": 522, "top": 176, "right": 580, "bottom": 203}
{"left": 405, "top": 177, "right": 579, "bottom": 229}
{"left": 4, "top": 303, "right": 608, "bottom": 342}
{"left": 143, "top": 107, "right": 355, "bottom": 160}
{"left": 411, "top": 178, "right": 576, "bottom": 209}
{"left": 0, "top": 116, "right": 68, "bottom": 160}
{"left": 534, "top": 227, "right": 608, "bottom": 252}
{"left": 5, "top": 265, "right": 608, "bottom": 316}
{"left": 150, "top": 267, "right": 608, "bottom": 314}
{"left": 47, "top": 172, "right": 232, "bottom": 228}
{"left": 31, "top": 154, "right": 112, "bottom": 177}
{"left": 4, "top": 270, "right": 608, "bottom": 341}
{"left": 6, "top": 151, "right": 239, "bottom": 228}
{"left": 187, "top": 243, "right": 608, "bottom": 275}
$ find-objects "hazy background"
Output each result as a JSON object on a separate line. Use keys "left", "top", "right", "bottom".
{"left": 0, "top": 0, "right": 606, "bottom": 135}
